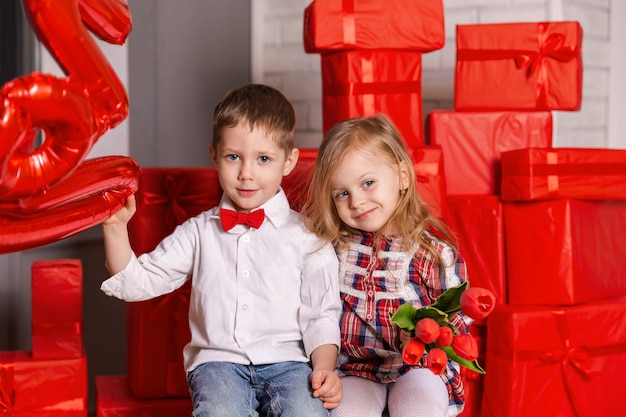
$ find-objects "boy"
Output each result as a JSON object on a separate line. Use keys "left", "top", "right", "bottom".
{"left": 101, "top": 84, "right": 342, "bottom": 416}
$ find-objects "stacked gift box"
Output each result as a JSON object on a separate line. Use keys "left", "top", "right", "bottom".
{"left": 1, "top": 259, "right": 88, "bottom": 416}
{"left": 425, "top": 19, "right": 626, "bottom": 417}
{"left": 303, "top": 0, "right": 446, "bottom": 148}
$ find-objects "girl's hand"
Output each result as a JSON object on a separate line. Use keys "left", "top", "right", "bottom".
{"left": 399, "top": 329, "right": 411, "bottom": 344}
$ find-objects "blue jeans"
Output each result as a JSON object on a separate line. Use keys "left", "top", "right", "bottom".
{"left": 187, "top": 361, "right": 330, "bottom": 417}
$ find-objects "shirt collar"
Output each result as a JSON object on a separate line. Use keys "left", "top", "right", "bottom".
{"left": 215, "top": 188, "right": 291, "bottom": 230}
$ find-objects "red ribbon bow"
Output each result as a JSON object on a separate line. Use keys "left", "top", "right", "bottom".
{"left": 220, "top": 208, "right": 265, "bottom": 231}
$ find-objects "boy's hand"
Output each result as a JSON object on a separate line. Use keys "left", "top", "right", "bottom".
{"left": 311, "top": 369, "right": 342, "bottom": 409}
{"left": 104, "top": 194, "right": 137, "bottom": 226}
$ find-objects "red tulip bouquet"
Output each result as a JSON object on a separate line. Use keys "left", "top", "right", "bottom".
{"left": 390, "top": 282, "right": 496, "bottom": 375}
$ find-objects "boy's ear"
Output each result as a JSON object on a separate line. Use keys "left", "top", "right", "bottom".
{"left": 209, "top": 144, "right": 217, "bottom": 166}
{"left": 283, "top": 148, "right": 300, "bottom": 176}
{"left": 398, "top": 161, "right": 410, "bottom": 191}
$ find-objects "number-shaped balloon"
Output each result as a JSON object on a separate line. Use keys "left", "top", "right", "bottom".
{"left": 0, "top": 0, "right": 139, "bottom": 254}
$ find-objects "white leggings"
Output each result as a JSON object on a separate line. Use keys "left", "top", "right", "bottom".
{"left": 331, "top": 369, "right": 449, "bottom": 417}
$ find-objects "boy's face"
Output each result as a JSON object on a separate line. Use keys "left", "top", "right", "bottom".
{"left": 210, "top": 123, "right": 298, "bottom": 212}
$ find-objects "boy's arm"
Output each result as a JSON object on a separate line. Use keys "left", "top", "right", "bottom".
{"left": 310, "top": 344, "right": 342, "bottom": 409}
{"left": 103, "top": 194, "right": 136, "bottom": 274}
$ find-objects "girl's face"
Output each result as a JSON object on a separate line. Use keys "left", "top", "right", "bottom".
{"left": 329, "top": 147, "right": 408, "bottom": 234}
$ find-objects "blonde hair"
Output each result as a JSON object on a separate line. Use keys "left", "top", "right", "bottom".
{"left": 302, "top": 114, "right": 457, "bottom": 264}
{"left": 212, "top": 84, "right": 295, "bottom": 154}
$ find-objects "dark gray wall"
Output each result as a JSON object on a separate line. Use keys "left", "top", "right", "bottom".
{"left": 129, "top": 0, "right": 251, "bottom": 167}
{"left": 0, "top": 1, "right": 250, "bottom": 414}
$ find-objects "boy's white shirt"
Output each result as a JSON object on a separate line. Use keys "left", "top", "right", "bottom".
{"left": 100, "top": 188, "right": 341, "bottom": 372}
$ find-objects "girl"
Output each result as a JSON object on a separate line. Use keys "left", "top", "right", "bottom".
{"left": 303, "top": 114, "right": 471, "bottom": 417}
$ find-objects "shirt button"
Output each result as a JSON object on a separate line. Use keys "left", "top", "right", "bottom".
{"left": 243, "top": 235, "right": 250, "bottom": 242}
{"left": 366, "top": 315, "right": 373, "bottom": 321}
{"left": 367, "top": 290, "right": 374, "bottom": 296}
{"left": 242, "top": 304, "right": 248, "bottom": 310}
{"left": 242, "top": 271, "right": 250, "bottom": 278}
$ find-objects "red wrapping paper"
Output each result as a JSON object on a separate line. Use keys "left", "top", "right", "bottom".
{"left": 409, "top": 146, "right": 446, "bottom": 218}
{"left": 303, "top": 0, "right": 444, "bottom": 53}
{"left": 483, "top": 299, "right": 626, "bottom": 417}
{"left": 459, "top": 359, "right": 485, "bottom": 417}
{"left": 0, "top": 351, "right": 87, "bottom": 416}
{"left": 322, "top": 50, "right": 424, "bottom": 147}
{"left": 455, "top": 21, "right": 582, "bottom": 111}
{"left": 459, "top": 326, "right": 486, "bottom": 417}
{"left": 95, "top": 375, "right": 192, "bottom": 417}
{"left": 31, "top": 259, "right": 83, "bottom": 359}
{"left": 428, "top": 110, "right": 552, "bottom": 195}
{"left": 504, "top": 199, "right": 626, "bottom": 305}
{"left": 126, "top": 168, "right": 222, "bottom": 399}
{"left": 281, "top": 148, "right": 317, "bottom": 212}
{"left": 501, "top": 147, "right": 626, "bottom": 201}
{"left": 445, "top": 195, "right": 506, "bottom": 308}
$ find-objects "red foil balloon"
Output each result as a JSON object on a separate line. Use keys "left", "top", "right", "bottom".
{"left": 78, "top": 0, "right": 132, "bottom": 44}
{"left": 0, "top": 0, "right": 136, "bottom": 253}
{"left": 0, "top": 156, "right": 140, "bottom": 254}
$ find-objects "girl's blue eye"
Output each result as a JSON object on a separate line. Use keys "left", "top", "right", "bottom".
{"left": 335, "top": 190, "right": 348, "bottom": 199}
{"left": 227, "top": 154, "right": 240, "bottom": 161}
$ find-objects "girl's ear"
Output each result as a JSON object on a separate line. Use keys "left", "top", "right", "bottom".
{"left": 398, "top": 160, "right": 410, "bottom": 191}
{"left": 283, "top": 148, "right": 300, "bottom": 176}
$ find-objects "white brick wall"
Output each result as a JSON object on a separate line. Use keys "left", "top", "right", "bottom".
{"left": 253, "top": 0, "right": 615, "bottom": 149}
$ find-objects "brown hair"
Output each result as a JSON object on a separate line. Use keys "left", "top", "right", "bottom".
{"left": 302, "top": 114, "right": 457, "bottom": 266}
{"left": 212, "top": 84, "right": 295, "bottom": 154}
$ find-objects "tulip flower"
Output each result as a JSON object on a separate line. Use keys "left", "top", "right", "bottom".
{"left": 425, "top": 347, "right": 448, "bottom": 375}
{"left": 460, "top": 287, "right": 496, "bottom": 321}
{"left": 390, "top": 282, "right": 489, "bottom": 375}
{"left": 402, "top": 338, "right": 425, "bottom": 365}
{"left": 436, "top": 326, "right": 454, "bottom": 347}
{"left": 451, "top": 333, "right": 478, "bottom": 361}
{"left": 415, "top": 317, "right": 440, "bottom": 344}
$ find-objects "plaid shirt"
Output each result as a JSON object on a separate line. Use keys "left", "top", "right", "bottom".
{"left": 335, "top": 231, "right": 470, "bottom": 416}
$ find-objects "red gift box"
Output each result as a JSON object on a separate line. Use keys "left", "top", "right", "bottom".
{"left": 31, "top": 259, "right": 83, "bottom": 359}
{"left": 322, "top": 50, "right": 424, "bottom": 147}
{"left": 428, "top": 110, "right": 552, "bottom": 195}
{"left": 455, "top": 21, "right": 583, "bottom": 111}
{"left": 501, "top": 147, "right": 626, "bottom": 202}
{"left": 504, "top": 199, "right": 626, "bottom": 305}
{"left": 0, "top": 351, "right": 87, "bottom": 416}
{"left": 281, "top": 148, "right": 317, "bottom": 213}
{"left": 459, "top": 325, "right": 486, "bottom": 417}
{"left": 126, "top": 168, "right": 222, "bottom": 399}
{"left": 95, "top": 375, "right": 192, "bottom": 417}
{"left": 483, "top": 299, "right": 626, "bottom": 417}
{"left": 459, "top": 358, "right": 485, "bottom": 417}
{"left": 409, "top": 146, "right": 446, "bottom": 218}
{"left": 303, "top": 0, "right": 444, "bottom": 53}
{"left": 445, "top": 195, "right": 507, "bottom": 308}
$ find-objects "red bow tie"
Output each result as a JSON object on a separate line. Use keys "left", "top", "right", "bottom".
{"left": 220, "top": 208, "right": 265, "bottom": 231}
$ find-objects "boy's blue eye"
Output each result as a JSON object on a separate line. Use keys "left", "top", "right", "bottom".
{"left": 258, "top": 155, "right": 270, "bottom": 163}
{"left": 227, "top": 154, "right": 240, "bottom": 161}
{"left": 363, "top": 180, "right": 374, "bottom": 188}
